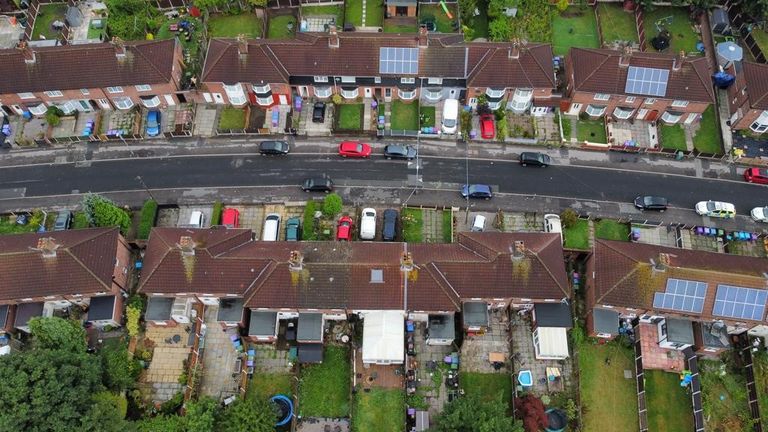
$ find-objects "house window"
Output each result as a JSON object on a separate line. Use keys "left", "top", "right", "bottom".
{"left": 223, "top": 83, "right": 247, "bottom": 106}
{"left": 314, "top": 76, "right": 328, "bottom": 83}
{"left": 97, "top": 98, "right": 111, "bottom": 109}
{"left": 613, "top": 106, "right": 633, "bottom": 120}
{"left": 644, "top": 98, "right": 656, "bottom": 105}
{"left": 625, "top": 96, "right": 636, "bottom": 103}
{"left": 585, "top": 104, "right": 607, "bottom": 117}
{"left": 486, "top": 88, "right": 505, "bottom": 98}
{"left": 112, "top": 96, "right": 134, "bottom": 110}
{"left": 28, "top": 103, "right": 47, "bottom": 116}
{"left": 401, "top": 77, "right": 415, "bottom": 84}
{"left": 487, "top": 100, "right": 502, "bottom": 110}
{"left": 135, "top": 84, "right": 152, "bottom": 92}
{"left": 423, "top": 88, "right": 442, "bottom": 101}
{"left": 18, "top": 92, "right": 34, "bottom": 99}
{"left": 468, "top": 97, "right": 477, "bottom": 106}
{"left": 81, "top": 89, "right": 90, "bottom": 95}
{"left": 252, "top": 83, "right": 271, "bottom": 94}
{"left": 140, "top": 96, "right": 161, "bottom": 108}
{"left": 750, "top": 111, "right": 768, "bottom": 133}
{"left": 44, "top": 90, "right": 63, "bottom": 97}
{"left": 593, "top": 93, "right": 610, "bottom": 101}
{"left": 661, "top": 111, "right": 682, "bottom": 124}
{"left": 374, "top": 77, "right": 381, "bottom": 84}
{"left": 397, "top": 88, "right": 416, "bottom": 100}
{"left": 427, "top": 78, "right": 443, "bottom": 85}
{"left": 340, "top": 76, "right": 355, "bottom": 84}
{"left": 671, "top": 100, "right": 689, "bottom": 108}
{"left": 256, "top": 96, "right": 273, "bottom": 106}
{"left": 106, "top": 86, "right": 123, "bottom": 94}
{"left": 314, "top": 86, "right": 332, "bottom": 98}
{"left": 341, "top": 88, "right": 359, "bottom": 99}
{"left": 509, "top": 88, "right": 533, "bottom": 112}
{"left": 55, "top": 101, "right": 78, "bottom": 115}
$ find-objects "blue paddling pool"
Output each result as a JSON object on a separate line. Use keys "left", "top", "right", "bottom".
{"left": 270, "top": 394, "right": 293, "bottom": 427}
{"left": 518, "top": 370, "right": 533, "bottom": 387}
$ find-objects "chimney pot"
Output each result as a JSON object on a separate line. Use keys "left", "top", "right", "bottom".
{"left": 111, "top": 37, "right": 126, "bottom": 58}
{"left": 237, "top": 34, "right": 248, "bottom": 58}
{"left": 178, "top": 236, "right": 195, "bottom": 256}
{"left": 400, "top": 252, "right": 414, "bottom": 271}
{"left": 329, "top": 25, "right": 339, "bottom": 48}
{"left": 35, "top": 237, "right": 59, "bottom": 258}
{"left": 619, "top": 46, "right": 632, "bottom": 67}
{"left": 17, "top": 41, "right": 35, "bottom": 64}
{"left": 289, "top": 250, "right": 304, "bottom": 271}
{"left": 418, "top": 26, "right": 428, "bottom": 48}
{"left": 672, "top": 51, "right": 684, "bottom": 71}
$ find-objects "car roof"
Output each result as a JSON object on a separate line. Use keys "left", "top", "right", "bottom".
{"left": 341, "top": 141, "right": 361, "bottom": 148}
{"left": 471, "top": 184, "right": 491, "bottom": 192}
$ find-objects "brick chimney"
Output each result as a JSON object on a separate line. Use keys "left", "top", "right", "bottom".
{"left": 33, "top": 237, "right": 59, "bottom": 258}
{"left": 400, "top": 251, "right": 414, "bottom": 271}
{"left": 329, "top": 25, "right": 339, "bottom": 48}
{"left": 289, "top": 250, "right": 304, "bottom": 272}
{"left": 111, "top": 37, "right": 126, "bottom": 59}
{"left": 511, "top": 240, "right": 525, "bottom": 261}
{"left": 508, "top": 38, "right": 520, "bottom": 59}
{"left": 237, "top": 34, "right": 248, "bottom": 58}
{"left": 672, "top": 50, "right": 685, "bottom": 71}
{"left": 177, "top": 236, "right": 196, "bottom": 256}
{"left": 418, "top": 25, "right": 428, "bottom": 48}
{"left": 17, "top": 41, "right": 35, "bottom": 64}
{"left": 619, "top": 46, "right": 632, "bottom": 67}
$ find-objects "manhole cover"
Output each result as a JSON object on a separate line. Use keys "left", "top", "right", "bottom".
{"left": 624, "top": 369, "right": 633, "bottom": 379}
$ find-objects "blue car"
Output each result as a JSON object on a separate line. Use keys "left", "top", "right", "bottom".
{"left": 145, "top": 110, "right": 161, "bottom": 137}
{"left": 461, "top": 184, "right": 493, "bottom": 200}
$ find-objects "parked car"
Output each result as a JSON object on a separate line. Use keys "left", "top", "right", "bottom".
{"left": 480, "top": 114, "right": 495, "bottom": 139}
{"left": 312, "top": 102, "right": 326, "bottom": 123}
{"left": 259, "top": 140, "right": 290, "bottom": 155}
{"left": 54, "top": 211, "right": 72, "bottom": 231}
{"left": 383, "top": 144, "right": 417, "bottom": 160}
{"left": 189, "top": 210, "right": 205, "bottom": 228}
{"left": 519, "top": 152, "right": 551, "bottom": 167}
{"left": 360, "top": 208, "right": 377, "bottom": 240}
{"left": 695, "top": 200, "right": 736, "bottom": 218}
{"left": 262, "top": 214, "right": 281, "bottom": 241}
{"left": 460, "top": 184, "right": 493, "bottom": 200}
{"left": 338, "top": 141, "right": 372, "bottom": 158}
{"left": 471, "top": 214, "right": 486, "bottom": 232}
{"left": 285, "top": 217, "right": 301, "bottom": 241}
{"left": 145, "top": 110, "right": 161, "bottom": 137}
{"left": 382, "top": 209, "right": 398, "bottom": 241}
{"left": 337, "top": 216, "right": 354, "bottom": 241}
{"left": 222, "top": 208, "right": 240, "bottom": 228}
{"left": 543, "top": 214, "right": 562, "bottom": 242}
{"left": 634, "top": 196, "right": 668, "bottom": 212}
{"left": 744, "top": 167, "right": 768, "bottom": 184}
{"left": 301, "top": 177, "right": 334, "bottom": 193}
{"left": 751, "top": 206, "right": 768, "bottom": 223}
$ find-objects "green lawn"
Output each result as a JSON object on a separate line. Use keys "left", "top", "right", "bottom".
{"left": 751, "top": 28, "right": 768, "bottom": 58}
{"left": 564, "top": 218, "right": 589, "bottom": 250}
{"left": 461, "top": 0, "right": 488, "bottom": 40}
{"left": 459, "top": 372, "right": 512, "bottom": 406}
{"left": 383, "top": 22, "right": 418, "bottom": 33}
{"left": 208, "top": 14, "right": 263, "bottom": 38}
{"left": 594, "top": 219, "right": 630, "bottom": 241}
{"left": 643, "top": 7, "right": 699, "bottom": 54}
{"left": 336, "top": 104, "right": 363, "bottom": 130}
{"left": 441, "top": 210, "right": 452, "bottom": 243}
{"left": 345, "top": 0, "right": 363, "bottom": 26}
{"left": 246, "top": 372, "right": 293, "bottom": 402}
{"left": 552, "top": 6, "right": 600, "bottom": 56}
{"left": 699, "top": 360, "right": 751, "bottom": 431}
{"left": 692, "top": 106, "right": 723, "bottom": 154}
{"left": 401, "top": 208, "right": 423, "bottom": 243}
{"left": 155, "top": 17, "right": 203, "bottom": 57}
{"left": 218, "top": 108, "right": 247, "bottom": 130}
{"left": 645, "top": 370, "right": 694, "bottom": 432}
{"left": 390, "top": 101, "right": 419, "bottom": 130}
{"left": 420, "top": 3, "right": 458, "bottom": 33}
{"left": 352, "top": 388, "right": 404, "bottom": 432}
{"left": 32, "top": 4, "right": 68, "bottom": 40}
{"left": 299, "top": 346, "right": 350, "bottom": 417}
{"left": 580, "top": 342, "right": 639, "bottom": 432}
{"left": 597, "top": 3, "right": 638, "bottom": 44}
{"left": 577, "top": 119, "right": 607, "bottom": 143}
{"left": 420, "top": 106, "right": 436, "bottom": 128}
{"left": 659, "top": 124, "right": 687, "bottom": 151}
{"left": 365, "top": 0, "right": 384, "bottom": 27}
{"left": 268, "top": 15, "right": 297, "bottom": 39}
{"left": 302, "top": 5, "right": 345, "bottom": 27}
{"left": 755, "top": 352, "right": 768, "bottom": 430}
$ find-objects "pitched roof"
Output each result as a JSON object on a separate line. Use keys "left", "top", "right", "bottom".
{"left": 569, "top": 47, "right": 714, "bottom": 103}
{"left": 593, "top": 240, "right": 768, "bottom": 322}
{"left": 202, "top": 35, "right": 555, "bottom": 89}
{"left": 742, "top": 61, "right": 768, "bottom": 110}
{"left": 0, "top": 39, "right": 177, "bottom": 94}
{"left": 0, "top": 227, "right": 120, "bottom": 301}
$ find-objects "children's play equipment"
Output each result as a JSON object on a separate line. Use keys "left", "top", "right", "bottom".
{"left": 679, "top": 370, "right": 693, "bottom": 387}
{"left": 439, "top": 0, "right": 453, "bottom": 19}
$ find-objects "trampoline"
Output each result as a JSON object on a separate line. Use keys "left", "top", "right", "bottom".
{"left": 545, "top": 408, "right": 567, "bottom": 432}
{"left": 270, "top": 394, "right": 294, "bottom": 427}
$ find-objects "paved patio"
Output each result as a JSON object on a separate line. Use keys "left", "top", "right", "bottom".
{"left": 637, "top": 323, "right": 685, "bottom": 371}
{"left": 0, "top": 16, "right": 24, "bottom": 49}
{"left": 681, "top": 229, "right": 722, "bottom": 253}
{"left": 607, "top": 120, "right": 658, "bottom": 149}
{"left": 253, "top": 344, "right": 293, "bottom": 373}
{"left": 142, "top": 324, "right": 192, "bottom": 402}
{"left": 199, "top": 305, "right": 241, "bottom": 400}
{"left": 502, "top": 211, "right": 543, "bottom": 232}
{"left": 509, "top": 313, "right": 573, "bottom": 396}
{"left": 301, "top": 101, "right": 333, "bottom": 136}
{"left": 421, "top": 208, "right": 449, "bottom": 242}
{"left": 460, "top": 309, "right": 510, "bottom": 373}
{"left": 632, "top": 225, "right": 680, "bottom": 248}
{"left": 354, "top": 348, "right": 403, "bottom": 389}
{"left": 301, "top": 16, "right": 336, "bottom": 32}
{"left": 412, "top": 321, "right": 454, "bottom": 416}
{"left": 534, "top": 113, "right": 559, "bottom": 142}
{"left": 193, "top": 104, "right": 218, "bottom": 136}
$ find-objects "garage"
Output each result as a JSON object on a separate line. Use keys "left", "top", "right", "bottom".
{"left": 362, "top": 311, "right": 404, "bottom": 365}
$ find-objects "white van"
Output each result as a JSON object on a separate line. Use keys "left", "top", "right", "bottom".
{"left": 360, "top": 208, "right": 377, "bottom": 240}
{"left": 189, "top": 211, "right": 205, "bottom": 228}
{"left": 543, "top": 214, "right": 563, "bottom": 242}
{"left": 441, "top": 99, "right": 459, "bottom": 134}
{"left": 262, "top": 213, "right": 281, "bottom": 241}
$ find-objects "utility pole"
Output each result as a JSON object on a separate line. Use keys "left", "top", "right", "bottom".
{"left": 135, "top": 175, "right": 156, "bottom": 201}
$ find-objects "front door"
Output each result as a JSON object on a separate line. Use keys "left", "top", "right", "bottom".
{"left": 299, "top": 86, "right": 309, "bottom": 97}
{"left": 384, "top": 88, "right": 392, "bottom": 102}
{"left": 278, "top": 94, "right": 288, "bottom": 105}
{"left": 364, "top": 88, "right": 372, "bottom": 98}
{"left": 396, "top": 6, "right": 408, "bottom": 16}
{"left": 635, "top": 108, "right": 648, "bottom": 120}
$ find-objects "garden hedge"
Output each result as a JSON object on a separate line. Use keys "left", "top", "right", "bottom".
{"left": 211, "top": 201, "right": 223, "bottom": 225}
{"left": 137, "top": 200, "right": 158, "bottom": 240}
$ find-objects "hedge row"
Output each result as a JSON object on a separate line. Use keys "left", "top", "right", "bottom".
{"left": 137, "top": 200, "right": 158, "bottom": 240}
{"left": 211, "top": 201, "right": 223, "bottom": 225}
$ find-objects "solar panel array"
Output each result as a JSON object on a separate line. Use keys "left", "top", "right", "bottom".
{"left": 379, "top": 47, "right": 419, "bottom": 75}
{"left": 713, "top": 285, "right": 768, "bottom": 321}
{"left": 652, "top": 278, "right": 707, "bottom": 314}
{"left": 624, "top": 66, "right": 670, "bottom": 97}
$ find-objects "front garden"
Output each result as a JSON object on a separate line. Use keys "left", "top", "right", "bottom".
{"left": 594, "top": 219, "right": 630, "bottom": 241}
{"left": 218, "top": 108, "right": 247, "bottom": 130}
{"left": 692, "top": 106, "right": 723, "bottom": 154}
{"left": 552, "top": 6, "right": 600, "bottom": 56}
{"left": 298, "top": 346, "right": 351, "bottom": 418}
{"left": 577, "top": 119, "right": 607, "bottom": 143}
{"left": 401, "top": 208, "right": 423, "bottom": 243}
{"left": 390, "top": 101, "right": 419, "bottom": 131}
{"left": 336, "top": 104, "right": 363, "bottom": 130}
{"left": 659, "top": 124, "right": 687, "bottom": 151}
{"left": 645, "top": 370, "right": 694, "bottom": 432}
{"left": 564, "top": 217, "right": 589, "bottom": 250}
{"left": 352, "top": 388, "right": 405, "bottom": 432}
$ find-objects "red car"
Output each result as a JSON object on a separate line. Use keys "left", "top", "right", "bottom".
{"left": 222, "top": 208, "right": 240, "bottom": 228}
{"left": 744, "top": 167, "right": 768, "bottom": 185}
{"left": 336, "top": 216, "right": 354, "bottom": 241}
{"left": 338, "top": 141, "right": 372, "bottom": 158}
{"left": 480, "top": 114, "right": 495, "bottom": 139}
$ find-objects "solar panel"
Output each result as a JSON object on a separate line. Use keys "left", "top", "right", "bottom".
{"left": 624, "top": 66, "right": 670, "bottom": 97}
{"left": 652, "top": 278, "right": 707, "bottom": 314}
{"left": 379, "top": 47, "right": 419, "bottom": 75}
{"left": 712, "top": 285, "right": 768, "bottom": 321}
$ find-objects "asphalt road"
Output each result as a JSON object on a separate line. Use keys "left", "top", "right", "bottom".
{"left": 2, "top": 154, "right": 768, "bottom": 214}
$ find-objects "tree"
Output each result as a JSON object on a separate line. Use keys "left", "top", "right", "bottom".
{"left": 215, "top": 398, "right": 276, "bottom": 432}
{"left": 431, "top": 394, "right": 523, "bottom": 432}
{"left": 45, "top": 106, "right": 64, "bottom": 127}
{"left": 322, "top": 193, "right": 343, "bottom": 217}
{"left": 28, "top": 316, "right": 86, "bottom": 352}
{"left": 556, "top": 0, "right": 569, "bottom": 13}
{"left": 185, "top": 397, "right": 219, "bottom": 432}
{"left": 489, "top": 18, "right": 512, "bottom": 41}
{"left": 458, "top": 0, "right": 478, "bottom": 19}
{"left": 80, "top": 392, "right": 130, "bottom": 432}
{"left": 105, "top": 0, "right": 154, "bottom": 41}
{"left": 560, "top": 208, "right": 579, "bottom": 228}
{"left": 135, "top": 415, "right": 185, "bottom": 432}
{"left": 488, "top": 0, "right": 516, "bottom": 19}
{"left": 81, "top": 193, "right": 132, "bottom": 234}
{"left": 191, "top": 0, "right": 228, "bottom": 9}
{"left": 101, "top": 340, "right": 141, "bottom": 392}
{"left": 514, "top": 394, "right": 548, "bottom": 432}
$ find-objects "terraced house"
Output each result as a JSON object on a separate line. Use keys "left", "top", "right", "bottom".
{"left": 200, "top": 28, "right": 558, "bottom": 113}
{"left": 725, "top": 61, "right": 768, "bottom": 134}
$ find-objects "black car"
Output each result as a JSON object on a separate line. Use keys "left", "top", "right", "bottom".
{"left": 312, "top": 102, "right": 326, "bottom": 123}
{"left": 634, "top": 196, "right": 668, "bottom": 212}
{"left": 460, "top": 184, "right": 493, "bottom": 200}
{"left": 519, "top": 152, "right": 551, "bottom": 167}
{"left": 302, "top": 177, "right": 334, "bottom": 193}
{"left": 382, "top": 209, "right": 398, "bottom": 241}
{"left": 383, "top": 144, "right": 417, "bottom": 160}
{"left": 259, "top": 140, "right": 290, "bottom": 155}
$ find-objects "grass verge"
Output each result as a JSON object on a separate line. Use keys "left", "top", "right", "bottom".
{"left": 580, "top": 341, "right": 639, "bottom": 432}
{"left": 564, "top": 218, "right": 589, "bottom": 250}
{"left": 594, "top": 219, "right": 630, "bottom": 241}
{"left": 352, "top": 388, "right": 404, "bottom": 432}
{"left": 299, "top": 346, "right": 350, "bottom": 417}
{"left": 401, "top": 208, "right": 423, "bottom": 243}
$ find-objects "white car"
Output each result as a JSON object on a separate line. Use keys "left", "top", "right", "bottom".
{"left": 360, "top": 208, "right": 377, "bottom": 240}
{"left": 751, "top": 206, "right": 768, "bottom": 223}
{"left": 695, "top": 201, "right": 736, "bottom": 219}
{"left": 543, "top": 214, "right": 563, "bottom": 242}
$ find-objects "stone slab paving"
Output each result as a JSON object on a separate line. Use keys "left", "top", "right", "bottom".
{"left": 49, "top": 118, "right": 78, "bottom": 138}
{"left": 509, "top": 313, "right": 573, "bottom": 396}
{"left": 300, "top": 101, "right": 333, "bottom": 136}
{"left": 631, "top": 225, "right": 679, "bottom": 248}
{"left": 302, "top": 16, "right": 336, "bottom": 32}
{"left": 253, "top": 345, "right": 293, "bottom": 373}
{"left": 193, "top": 104, "right": 218, "bottom": 137}
{"left": 460, "top": 309, "right": 510, "bottom": 373}
{"left": 0, "top": 18, "right": 24, "bottom": 49}
{"left": 534, "top": 114, "right": 559, "bottom": 142}
{"left": 457, "top": 211, "right": 499, "bottom": 233}
{"left": 297, "top": 418, "right": 350, "bottom": 432}
{"left": 412, "top": 322, "right": 453, "bottom": 416}
{"left": 421, "top": 208, "right": 445, "bottom": 243}
{"left": 502, "top": 211, "right": 543, "bottom": 232}
{"left": 143, "top": 324, "right": 193, "bottom": 402}
{"left": 199, "top": 305, "right": 241, "bottom": 400}
{"left": 176, "top": 205, "right": 213, "bottom": 228}
{"left": 608, "top": 120, "right": 655, "bottom": 148}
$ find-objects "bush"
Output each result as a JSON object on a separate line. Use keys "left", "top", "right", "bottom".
{"left": 302, "top": 201, "right": 318, "bottom": 240}
{"left": 496, "top": 119, "right": 508, "bottom": 142}
{"left": 560, "top": 208, "right": 579, "bottom": 228}
{"left": 45, "top": 106, "right": 64, "bottom": 127}
{"left": 81, "top": 193, "right": 131, "bottom": 234}
{"left": 211, "top": 201, "right": 223, "bottom": 225}
{"left": 137, "top": 200, "right": 157, "bottom": 240}
{"left": 322, "top": 193, "right": 343, "bottom": 217}
{"left": 72, "top": 211, "right": 89, "bottom": 229}
{"left": 126, "top": 306, "right": 141, "bottom": 338}
{"left": 101, "top": 341, "right": 141, "bottom": 391}
{"left": 331, "top": 94, "right": 343, "bottom": 105}
{"left": 556, "top": 0, "right": 569, "bottom": 12}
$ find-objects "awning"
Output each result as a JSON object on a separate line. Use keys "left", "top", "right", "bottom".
{"left": 297, "top": 313, "right": 323, "bottom": 342}
{"left": 362, "top": 311, "right": 404, "bottom": 364}
{"left": 298, "top": 343, "right": 323, "bottom": 363}
{"left": 217, "top": 298, "right": 244, "bottom": 323}
{"left": 534, "top": 303, "right": 573, "bottom": 328}
{"left": 593, "top": 308, "right": 619, "bottom": 336}
{"left": 145, "top": 297, "right": 173, "bottom": 321}
{"left": 14, "top": 302, "right": 43, "bottom": 328}
{"left": 533, "top": 327, "right": 569, "bottom": 360}
{"left": 88, "top": 296, "right": 116, "bottom": 321}
{"left": 248, "top": 310, "right": 278, "bottom": 338}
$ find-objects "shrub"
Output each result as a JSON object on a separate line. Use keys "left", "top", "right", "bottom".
{"left": 302, "top": 201, "right": 318, "bottom": 240}
{"left": 211, "top": 201, "right": 223, "bottom": 225}
{"left": 331, "top": 94, "right": 343, "bottom": 105}
{"left": 560, "top": 208, "right": 579, "bottom": 228}
{"left": 514, "top": 394, "right": 548, "bottom": 432}
{"left": 137, "top": 200, "right": 157, "bottom": 240}
{"left": 496, "top": 119, "right": 508, "bottom": 142}
{"left": 73, "top": 211, "right": 89, "bottom": 229}
{"left": 45, "top": 106, "right": 64, "bottom": 127}
{"left": 101, "top": 341, "right": 141, "bottom": 391}
{"left": 81, "top": 193, "right": 131, "bottom": 234}
{"left": 126, "top": 306, "right": 141, "bottom": 337}
{"left": 322, "top": 193, "right": 343, "bottom": 217}
{"left": 556, "top": 0, "right": 569, "bottom": 12}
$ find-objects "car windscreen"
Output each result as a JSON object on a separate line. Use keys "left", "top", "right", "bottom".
{"left": 443, "top": 119, "right": 456, "bottom": 127}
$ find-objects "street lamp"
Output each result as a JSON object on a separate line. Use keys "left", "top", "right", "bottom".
{"left": 135, "top": 175, "right": 156, "bottom": 201}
